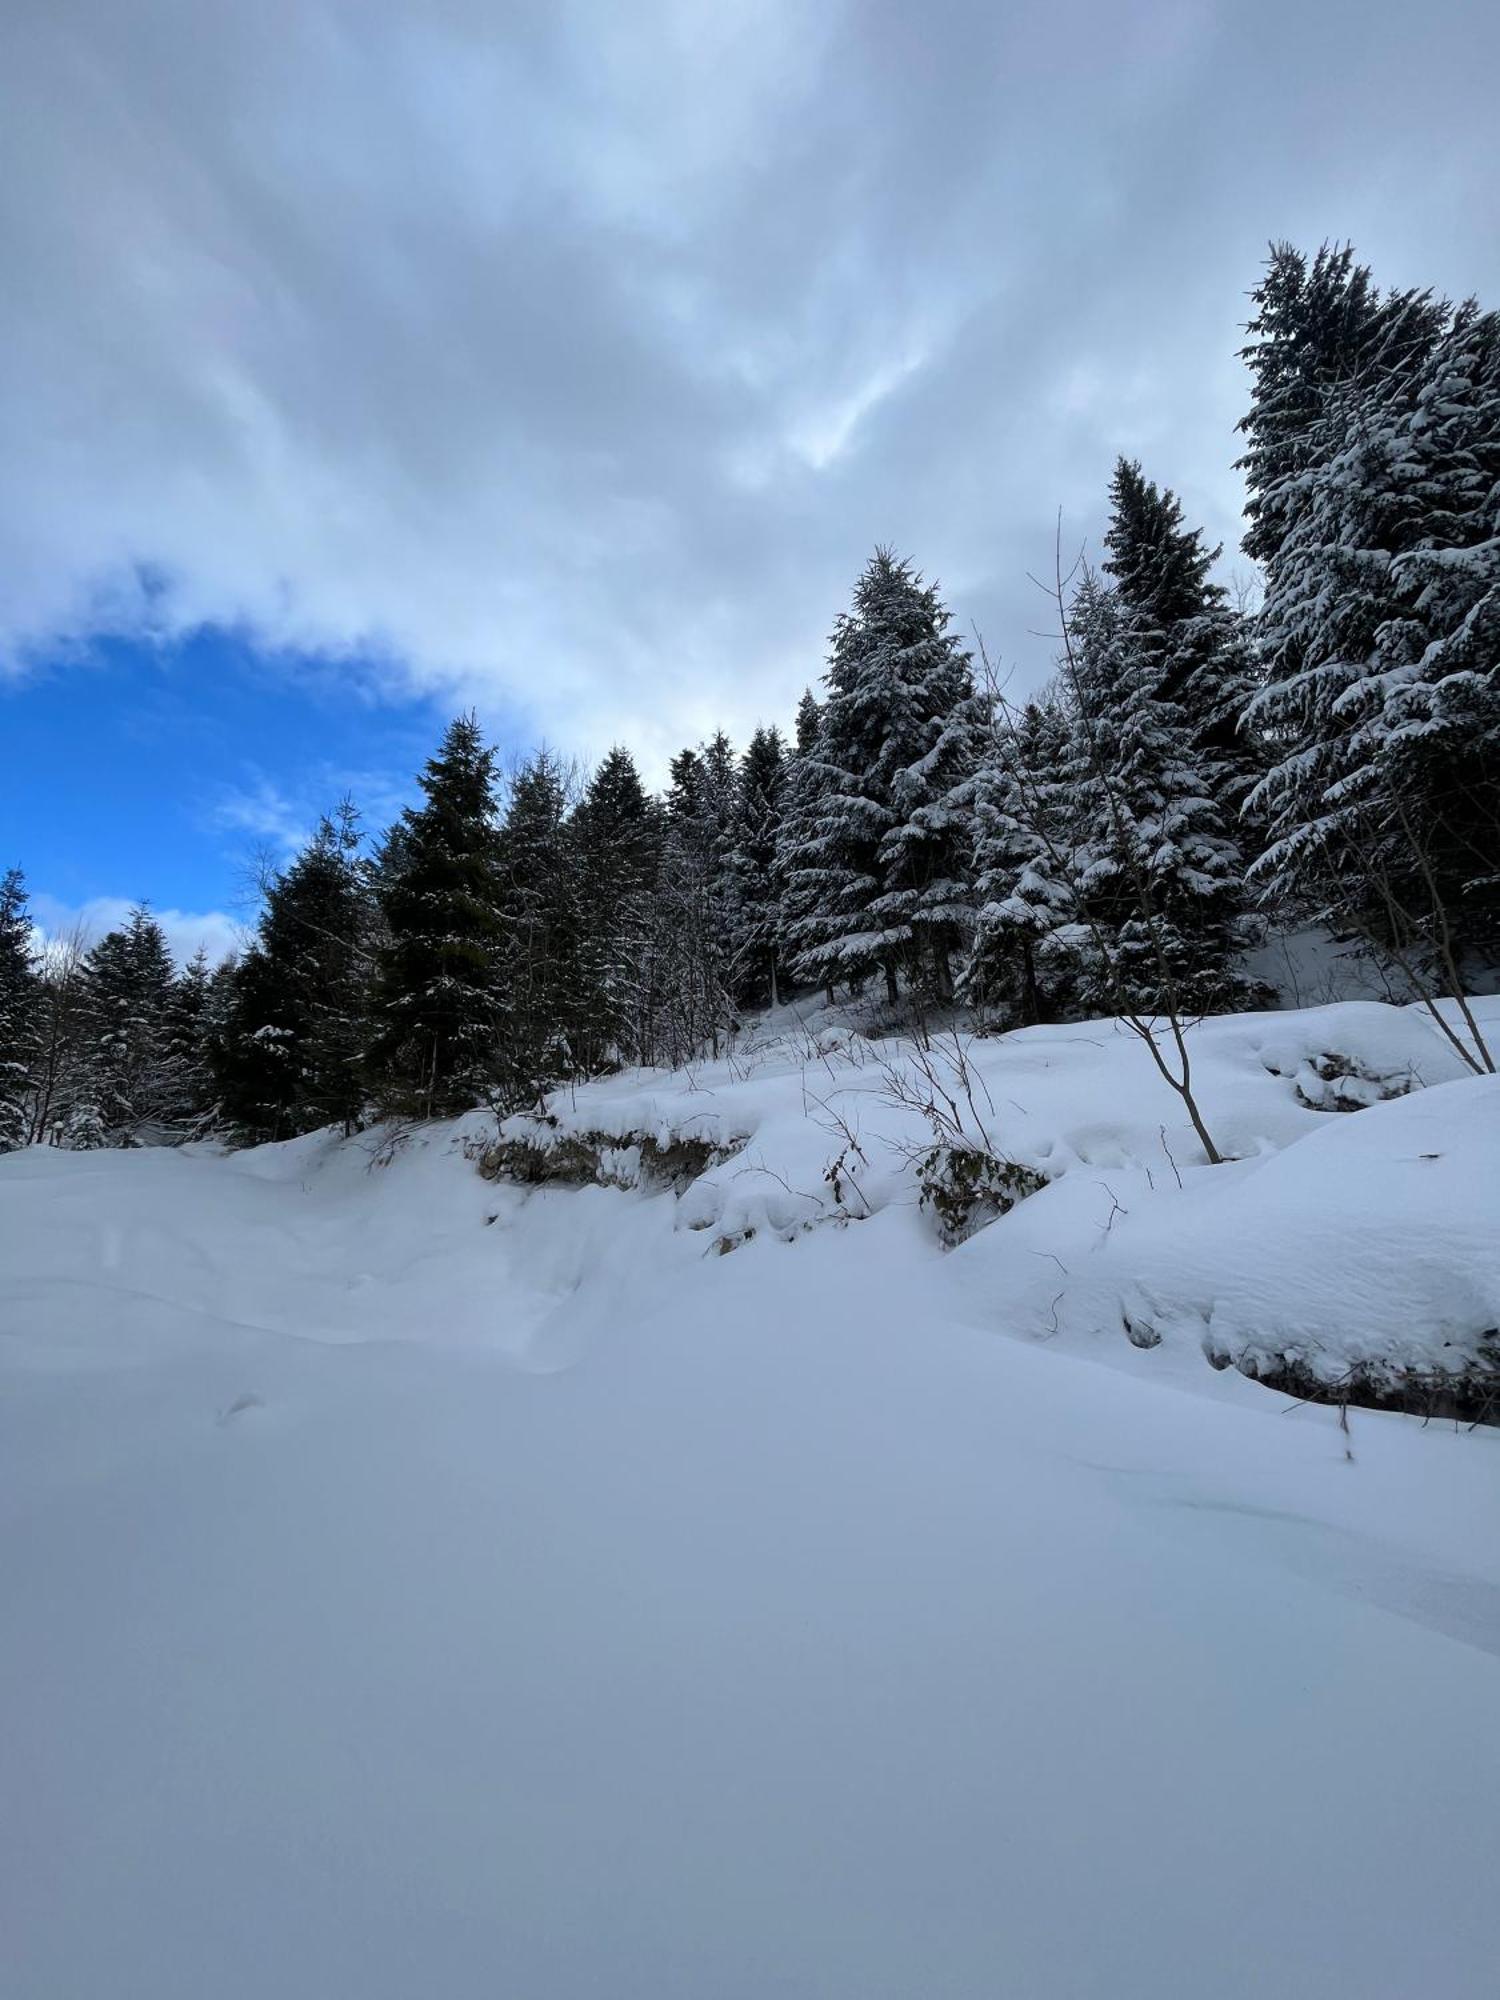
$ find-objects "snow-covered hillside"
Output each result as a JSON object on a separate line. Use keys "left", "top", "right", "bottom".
{"left": 3, "top": 997, "right": 1499, "bottom": 1999}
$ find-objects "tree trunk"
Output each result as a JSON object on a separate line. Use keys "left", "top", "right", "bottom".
{"left": 884, "top": 961, "right": 899, "bottom": 1007}
{"left": 1020, "top": 939, "right": 1039, "bottom": 1026}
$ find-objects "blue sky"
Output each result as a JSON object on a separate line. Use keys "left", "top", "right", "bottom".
{"left": 4, "top": 0, "right": 1499, "bottom": 960}
{"left": 0, "top": 629, "right": 468, "bottom": 959}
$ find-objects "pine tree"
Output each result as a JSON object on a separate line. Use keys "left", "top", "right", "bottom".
{"left": 1102, "top": 458, "right": 1261, "bottom": 808}
{"left": 1237, "top": 242, "right": 1446, "bottom": 570}
{"left": 776, "top": 693, "right": 838, "bottom": 1004}
{"left": 793, "top": 688, "right": 821, "bottom": 754}
{"left": 28, "top": 929, "right": 92, "bottom": 1145}
{"left": 495, "top": 749, "right": 587, "bottom": 1103}
{"left": 298, "top": 803, "right": 373, "bottom": 1134}
{"left": 960, "top": 702, "right": 1077, "bottom": 1025}
{"left": 571, "top": 747, "right": 662, "bottom": 1068}
{"left": 0, "top": 867, "right": 39, "bottom": 1151}
{"left": 722, "top": 726, "right": 787, "bottom": 1008}
{"left": 1104, "top": 457, "right": 1225, "bottom": 631}
{"left": 81, "top": 907, "right": 175, "bottom": 1142}
{"left": 216, "top": 808, "right": 372, "bottom": 1140}
{"left": 159, "top": 947, "right": 216, "bottom": 1136}
{"left": 1066, "top": 579, "right": 1254, "bottom": 1015}
{"left": 368, "top": 717, "right": 506, "bottom": 1118}
{"left": 1241, "top": 246, "right": 1497, "bottom": 962}
{"left": 651, "top": 730, "right": 739, "bottom": 1057}
{"left": 1362, "top": 304, "right": 1500, "bottom": 957}
{"left": 783, "top": 550, "right": 980, "bottom": 1005}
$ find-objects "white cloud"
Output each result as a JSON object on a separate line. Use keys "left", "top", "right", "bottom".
{"left": 2, "top": 0, "right": 1498, "bottom": 756}
{"left": 29, "top": 895, "right": 243, "bottom": 968}
{"left": 209, "top": 776, "right": 310, "bottom": 861}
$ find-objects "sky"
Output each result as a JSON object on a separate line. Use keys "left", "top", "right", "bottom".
{"left": 3, "top": 0, "right": 1499, "bottom": 959}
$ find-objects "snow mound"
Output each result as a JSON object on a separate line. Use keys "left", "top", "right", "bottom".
{"left": 477, "top": 994, "right": 1500, "bottom": 1404}
{"left": 962, "top": 1074, "right": 1500, "bottom": 1407}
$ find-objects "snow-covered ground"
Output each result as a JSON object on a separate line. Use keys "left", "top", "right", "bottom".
{"left": 3, "top": 998, "right": 1499, "bottom": 1998}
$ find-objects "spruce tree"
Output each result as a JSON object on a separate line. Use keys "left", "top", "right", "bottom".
{"left": 1066, "top": 579, "right": 1254, "bottom": 1016}
{"left": 159, "top": 947, "right": 216, "bottom": 1136}
{"left": 1237, "top": 242, "right": 1446, "bottom": 570}
{"left": 653, "top": 730, "right": 739, "bottom": 1055}
{"left": 28, "top": 930, "right": 92, "bottom": 1145}
{"left": 81, "top": 907, "right": 175, "bottom": 1143}
{"left": 960, "top": 702, "right": 1077, "bottom": 1025}
{"left": 1363, "top": 304, "right": 1500, "bottom": 957}
{"left": 0, "top": 867, "right": 39, "bottom": 1151}
{"left": 216, "top": 808, "right": 371, "bottom": 1140}
{"left": 368, "top": 717, "right": 506, "bottom": 1118}
{"left": 1102, "top": 458, "right": 1261, "bottom": 808}
{"left": 571, "top": 747, "right": 662, "bottom": 1068}
{"left": 723, "top": 726, "right": 787, "bottom": 1008}
{"left": 776, "top": 693, "right": 838, "bottom": 1004}
{"left": 784, "top": 550, "right": 980, "bottom": 1005}
{"left": 496, "top": 749, "right": 587, "bottom": 1103}
{"left": 1241, "top": 245, "right": 1497, "bottom": 960}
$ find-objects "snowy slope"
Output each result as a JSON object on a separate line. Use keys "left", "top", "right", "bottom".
{"left": 2, "top": 1003, "right": 1499, "bottom": 1999}
{"left": 494, "top": 994, "right": 1500, "bottom": 1393}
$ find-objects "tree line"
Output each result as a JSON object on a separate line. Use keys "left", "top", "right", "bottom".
{"left": 2, "top": 239, "right": 1496, "bottom": 1151}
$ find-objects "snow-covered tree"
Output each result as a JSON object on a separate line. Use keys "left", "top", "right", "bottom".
{"left": 368, "top": 718, "right": 506, "bottom": 1119}
{"left": 1066, "top": 579, "right": 1254, "bottom": 1016}
{"left": 158, "top": 947, "right": 217, "bottom": 1136}
{"left": 722, "top": 726, "right": 787, "bottom": 1008}
{"left": 960, "top": 701, "right": 1077, "bottom": 1025}
{"left": 495, "top": 749, "right": 587, "bottom": 1104}
{"left": 217, "top": 806, "right": 372, "bottom": 1140}
{"left": 776, "top": 692, "right": 839, "bottom": 1003}
{"left": 1103, "top": 458, "right": 1261, "bottom": 809}
{"left": 783, "top": 550, "right": 981, "bottom": 1006}
{"left": 27, "top": 928, "right": 91, "bottom": 1145}
{"left": 571, "top": 747, "right": 662, "bottom": 1068}
{"left": 0, "top": 867, "right": 39, "bottom": 1152}
{"left": 80, "top": 906, "right": 175, "bottom": 1143}
{"left": 1242, "top": 247, "right": 1499, "bottom": 973}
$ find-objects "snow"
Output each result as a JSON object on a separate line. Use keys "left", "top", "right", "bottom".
{"left": 3, "top": 998, "right": 1500, "bottom": 1998}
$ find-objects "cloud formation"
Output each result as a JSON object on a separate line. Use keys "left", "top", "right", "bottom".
{"left": 3, "top": 0, "right": 1498, "bottom": 763}
{"left": 30, "top": 895, "right": 242, "bottom": 969}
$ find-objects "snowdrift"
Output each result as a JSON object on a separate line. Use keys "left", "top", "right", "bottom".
{"left": 487, "top": 994, "right": 1500, "bottom": 1408}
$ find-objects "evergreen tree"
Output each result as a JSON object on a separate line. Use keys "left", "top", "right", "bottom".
{"left": 81, "top": 907, "right": 175, "bottom": 1142}
{"left": 368, "top": 717, "right": 506, "bottom": 1118}
{"left": 960, "top": 702, "right": 1077, "bottom": 1025}
{"left": 1241, "top": 246, "right": 1498, "bottom": 960}
{"left": 1102, "top": 458, "right": 1261, "bottom": 808}
{"left": 571, "top": 747, "right": 662, "bottom": 1068}
{"left": 0, "top": 867, "right": 39, "bottom": 1151}
{"left": 1104, "top": 457, "right": 1225, "bottom": 631}
{"left": 299, "top": 803, "right": 373, "bottom": 1133}
{"left": 1066, "top": 579, "right": 1254, "bottom": 1015}
{"left": 793, "top": 688, "right": 821, "bottom": 753}
{"left": 722, "top": 726, "right": 787, "bottom": 1008}
{"left": 28, "top": 929, "right": 92, "bottom": 1146}
{"left": 1359, "top": 304, "right": 1500, "bottom": 956}
{"left": 159, "top": 947, "right": 216, "bottom": 1136}
{"left": 776, "top": 693, "right": 838, "bottom": 1004}
{"left": 783, "top": 550, "right": 980, "bottom": 1005}
{"left": 217, "top": 808, "right": 371, "bottom": 1140}
{"left": 1237, "top": 242, "right": 1446, "bottom": 570}
{"left": 652, "top": 729, "right": 739, "bottom": 1055}
{"left": 495, "top": 749, "right": 587, "bottom": 1103}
